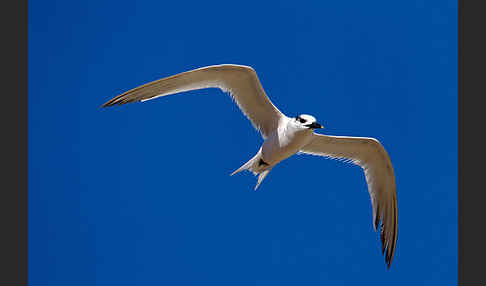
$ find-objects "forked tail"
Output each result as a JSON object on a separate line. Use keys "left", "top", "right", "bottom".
{"left": 230, "top": 149, "right": 272, "bottom": 190}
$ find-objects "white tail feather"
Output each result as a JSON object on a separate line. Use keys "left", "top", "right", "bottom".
{"left": 230, "top": 150, "right": 272, "bottom": 189}
{"left": 230, "top": 153, "right": 259, "bottom": 176}
{"left": 254, "top": 169, "right": 271, "bottom": 190}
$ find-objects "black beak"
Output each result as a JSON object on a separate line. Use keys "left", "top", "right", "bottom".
{"left": 306, "top": 122, "right": 323, "bottom": 129}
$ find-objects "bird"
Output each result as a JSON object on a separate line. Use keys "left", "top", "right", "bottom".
{"left": 101, "top": 64, "right": 398, "bottom": 268}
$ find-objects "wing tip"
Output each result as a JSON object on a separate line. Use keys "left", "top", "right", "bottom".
{"left": 380, "top": 227, "right": 395, "bottom": 269}
{"left": 385, "top": 244, "right": 395, "bottom": 269}
{"left": 100, "top": 97, "right": 121, "bottom": 108}
{"left": 100, "top": 101, "right": 112, "bottom": 108}
{"left": 382, "top": 228, "right": 398, "bottom": 269}
{"left": 377, "top": 208, "right": 397, "bottom": 269}
{"left": 100, "top": 95, "right": 140, "bottom": 108}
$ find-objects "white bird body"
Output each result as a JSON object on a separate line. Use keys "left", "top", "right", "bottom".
{"left": 262, "top": 117, "right": 315, "bottom": 165}
{"left": 102, "top": 64, "right": 398, "bottom": 269}
{"left": 231, "top": 116, "right": 316, "bottom": 189}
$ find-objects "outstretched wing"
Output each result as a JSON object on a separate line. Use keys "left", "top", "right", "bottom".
{"left": 300, "top": 133, "right": 398, "bottom": 268}
{"left": 101, "top": 64, "right": 284, "bottom": 138}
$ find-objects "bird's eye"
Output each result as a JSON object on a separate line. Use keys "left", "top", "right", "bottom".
{"left": 296, "top": 116, "right": 306, "bottom": 124}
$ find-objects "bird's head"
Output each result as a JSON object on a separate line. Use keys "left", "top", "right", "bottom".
{"left": 293, "top": 114, "right": 324, "bottom": 130}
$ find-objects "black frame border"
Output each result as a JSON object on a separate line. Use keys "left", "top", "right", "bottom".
{"left": 458, "top": 0, "right": 485, "bottom": 285}
{"left": 0, "top": 1, "right": 28, "bottom": 286}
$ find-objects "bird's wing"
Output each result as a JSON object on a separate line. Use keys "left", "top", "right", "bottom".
{"left": 101, "top": 64, "right": 284, "bottom": 138}
{"left": 300, "top": 133, "right": 398, "bottom": 268}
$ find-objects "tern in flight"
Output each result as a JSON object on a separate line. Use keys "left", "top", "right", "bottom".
{"left": 102, "top": 64, "right": 398, "bottom": 268}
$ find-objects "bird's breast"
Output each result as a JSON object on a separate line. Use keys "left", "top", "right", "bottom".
{"left": 261, "top": 129, "right": 313, "bottom": 165}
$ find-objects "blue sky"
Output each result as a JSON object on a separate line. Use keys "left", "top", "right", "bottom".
{"left": 29, "top": 0, "right": 457, "bottom": 285}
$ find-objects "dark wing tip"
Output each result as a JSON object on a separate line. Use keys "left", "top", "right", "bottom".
{"left": 380, "top": 227, "right": 393, "bottom": 269}
{"left": 385, "top": 245, "right": 394, "bottom": 269}
{"left": 378, "top": 215, "right": 397, "bottom": 269}
{"left": 386, "top": 257, "right": 392, "bottom": 269}
{"left": 100, "top": 97, "right": 119, "bottom": 108}
{"left": 101, "top": 95, "right": 139, "bottom": 108}
{"left": 100, "top": 101, "right": 112, "bottom": 108}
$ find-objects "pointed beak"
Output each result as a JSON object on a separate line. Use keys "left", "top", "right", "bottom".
{"left": 306, "top": 122, "right": 324, "bottom": 129}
